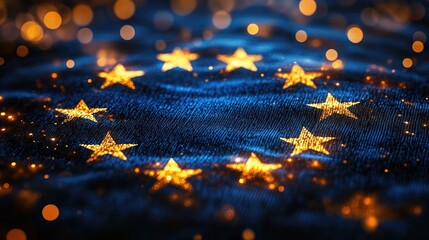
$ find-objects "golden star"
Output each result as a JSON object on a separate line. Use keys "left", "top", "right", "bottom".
{"left": 307, "top": 93, "right": 360, "bottom": 121}
{"left": 226, "top": 152, "right": 282, "bottom": 186}
{"left": 217, "top": 48, "right": 262, "bottom": 72}
{"left": 275, "top": 64, "right": 323, "bottom": 89}
{"left": 157, "top": 48, "right": 199, "bottom": 72}
{"left": 144, "top": 158, "right": 202, "bottom": 191}
{"left": 55, "top": 99, "right": 107, "bottom": 123}
{"left": 280, "top": 127, "right": 336, "bottom": 156}
{"left": 80, "top": 131, "right": 138, "bottom": 162}
{"left": 98, "top": 64, "right": 144, "bottom": 90}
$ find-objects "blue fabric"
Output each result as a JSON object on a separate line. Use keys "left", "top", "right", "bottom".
{"left": 0, "top": 0, "right": 428, "bottom": 239}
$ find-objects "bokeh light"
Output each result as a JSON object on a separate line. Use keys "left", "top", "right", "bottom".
{"left": 247, "top": 23, "right": 259, "bottom": 35}
{"left": 43, "top": 11, "right": 62, "bottom": 30}
{"left": 347, "top": 26, "right": 364, "bottom": 43}
{"left": 42, "top": 204, "right": 60, "bottom": 221}
{"left": 295, "top": 30, "right": 308, "bottom": 43}
{"left": 120, "top": 25, "right": 135, "bottom": 40}
{"left": 114, "top": 0, "right": 136, "bottom": 20}
{"left": 6, "top": 228, "right": 26, "bottom": 240}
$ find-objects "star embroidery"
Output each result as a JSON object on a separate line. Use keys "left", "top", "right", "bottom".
{"left": 156, "top": 48, "right": 199, "bottom": 72}
{"left": 98, "top": 64, "right": 144, "bottom": 90}
{"left": 226, "top": 152, "right": 282, "bottom": 185}
{"left": 217, "top": 48, "right": 262, "bottom": 72}
{"left": 55, "top": 99, "right": 107, "bottom": 123}
{"left": 275, "top": 64, "right": 323, "bottom": 89}
{"left": 80, "top": 131, "right": 138, "bottom": 162}
{"left": 144, "top": 158, "right": 202, "bottom": 191}
{"left": 307, "top": 93, "right": 360, "bottom": 120}
{"left": 280, "top": 127, "right": 336, "bottom": 156}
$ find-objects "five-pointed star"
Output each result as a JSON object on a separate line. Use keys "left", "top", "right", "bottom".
{"left": 80, "top": 131, "right": 138, "bottom": 163}
{"left": 55, "top": 99, "right": 107, "bottom": 123}
{"left": 156, "top": 48, "right": 199, "bottom": 72}
{"left": 226, "top": 152, "right": 282, "bottom": 185}
{"left": 307, "top": 93, "right": 360, "bottom": 121}
{"left": 98, "top": 64, "right": 144, "bottom": 90}
{"left": 280, "top": 127, "right": 336, "bottom": 156}
{"left": 144, "top": 158, "right": 202, "bottom": 191}
{"left": 275, "top": 64, "right": 323, "bottom": 89}
{"left": 217, "top": 48, "right": 262, "bottom": 72}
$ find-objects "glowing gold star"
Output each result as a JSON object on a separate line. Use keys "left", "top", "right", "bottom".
{"left": 144, "top": 158, "right": 202, "bottom": 191}
{"left": 98, "top": 64, "right": 144, "bottom": 90}
{"left": 307, "top": 93, "right": 360, "bottom": 120}
{"left": 280, "top": 127, "right": 336, "bottom": 156}
{"left": 55, "top": 99, "right": 107, "bottom": 123}
{"left": 156, "top": 48, "right": 199, "bottom": 72}
{"left": 226, "top": 153, "right": 282, "bottom": 185}
{"left": 217, "top": 48, "right": 262, "bottom": 72}
{"left": 275, "top": 64, "right": 323, "bottom": 89}
{"left": 80, "top": 131, "right": 137, "bottom": 162}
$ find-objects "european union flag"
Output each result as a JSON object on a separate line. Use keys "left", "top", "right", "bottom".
{"left": 0, "top": 0, "right": 428, "bottom": 239}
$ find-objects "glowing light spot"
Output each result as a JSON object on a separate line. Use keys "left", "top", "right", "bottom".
{"left": 42, "top": 204, "right": 60, "bottom": 221}
{"left": 402, "top": 58, "right": 413, "bottom": 68}
{"left": 212, "top": 11, "right": 231, "bottom": 29}
{"left": 72, "top": 4, "right": 93, "bottom": 26}
{"left": 66, "top": 59, "right": 75, "bottom": 68}
{"left": 120, "top": 25, "right": 135, "bottom": 40}
{"left": 0, "top": 57, "right": 4, "bottom": 65}
{"left": 114, "top": 0, "right": 136, "bottom": 20}
{"left": 21, "top": 21, "right": 44, "bottom": 42}
{"left": 17, "top": 45, "right": 28, "bottom": 57}
{"left": 299, "top": 0, "right": 317, "bottom": 16}
{"left": 242, "top": 229, "right": 255, "bottom": 240}
{"left": 6, "top": 228, "right": 26, "bottom": 240}
{"left": 347, "top": 26, "right": 364, "bottom": 43}
{"left": 412, "top": 41, "right": 424, "bottom": 53}
{"left": 325, "top": 49, "right": 338, "bottom": 61}
{"left": 332, "top": 59, "right": 343, "bottom": 69}
{"left": 295, "top": 30, "right": 307, "bottom": 43}
{"left": 364, "top": 216, "right": 378, "bottom": 231}
{"left": 51, "top": 73, "right": 58, "bottom": 79}
{"left": 77, "top": 28, "right": 93, "bottom": 44}
{"left": 171, "top": 0, "right": 197, "bottom": 16}
{"left": 11, "top": 162, "right": 16, "bottom": 167}
{"left": 43, "top": 11, "right": 62, "bottom": 30}
{"left": 247, "top": 23, "right": 259, "bottom": 35}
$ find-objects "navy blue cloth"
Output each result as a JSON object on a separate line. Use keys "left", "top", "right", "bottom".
{"left": 0, "top": 0, "right": 428, "bottom": 239}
